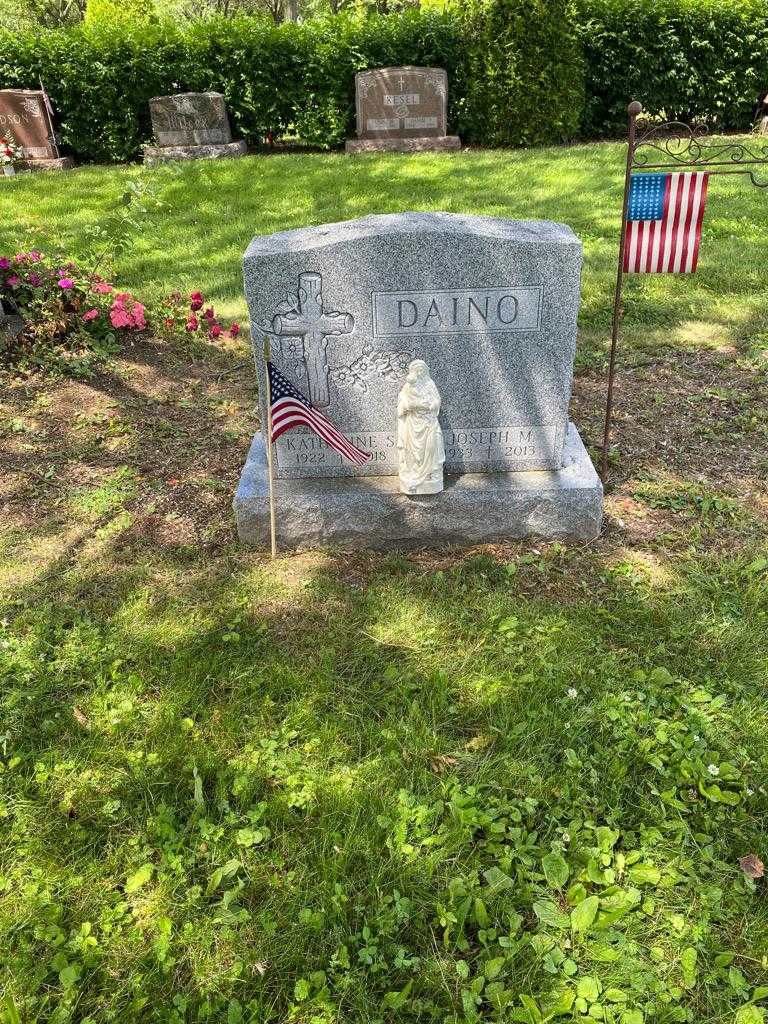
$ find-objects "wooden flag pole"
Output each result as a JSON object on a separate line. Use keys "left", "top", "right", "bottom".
{"left": 262, "top": 335, "right": 277, "bottom": 560}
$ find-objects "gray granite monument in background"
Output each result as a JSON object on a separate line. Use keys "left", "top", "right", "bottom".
{"left": 0, "top": 89, "right": 73, "bottom": 171}
{"left": 144, "top": 92, "right": 247, "bottom": 166}
{"left": 345, "top": 68, "right": 461, "bottom": 153}
{"left": 234, "top": 212, "right": 603, "bottom": 549}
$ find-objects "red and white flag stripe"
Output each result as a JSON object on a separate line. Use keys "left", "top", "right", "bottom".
{"left": 271, "top": 398, "right": 371, "bottom": 466}
{"left": 624, "top": 171, "right": 709, "bottom": 274}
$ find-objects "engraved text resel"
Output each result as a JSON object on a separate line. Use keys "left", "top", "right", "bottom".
{"left": 383, "top": 94, "right": 420, "bottom": 106}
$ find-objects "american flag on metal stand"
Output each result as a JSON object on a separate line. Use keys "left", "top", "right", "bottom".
{"left": 267, "top": 361, "right": 372, "bottom": 467}
{"left": 624, "top": 171, "right": 709, "bottom": 274}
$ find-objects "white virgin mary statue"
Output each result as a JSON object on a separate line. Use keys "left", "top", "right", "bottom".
{"left": 397, "top": 359, "right": 445, "bottom": 495}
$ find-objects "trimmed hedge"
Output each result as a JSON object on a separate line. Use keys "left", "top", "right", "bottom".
{"left": 0, "top": 0, "right": 765, "bottom": 164}
{"left": 576, "top": 0, "right": 768, "bottom": 137}
{"left": 0, "top": 4, "right": 583, "bottom": 162}
{"left": 0, "top": 19, "right": 307, "bottom": 163}
{"left": 458, "top": 0, "right": 584, "bottom": 147}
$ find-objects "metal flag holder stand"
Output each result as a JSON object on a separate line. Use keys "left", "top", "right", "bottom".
{"left": 601, "top": 99, "right": 768, "bottom": 481}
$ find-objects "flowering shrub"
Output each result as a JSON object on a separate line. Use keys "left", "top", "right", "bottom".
{"left": 156, "top": 290, "right": 240, "bottom": 344}
{"left": 0, "top": 252, "right": 148, "bottom": 375}
{"left": 0, "top": 133, "right": 22, "bottom": 167}
{"left": 0, "top": 251, "right": 242, "bottom": 376}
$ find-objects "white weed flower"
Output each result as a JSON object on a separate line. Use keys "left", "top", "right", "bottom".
{"left": 567, "top": 687, "right": 578, "bottom": 699}
{"left": 693, "top": 735, "right": 700, "bottom": 742}
{"left": 707, "top": 764, "right": 720, "bottom": 777}
{"left": 562, "top": 831, "right": 571, "bottom": 844}
{"left": 747, "top": 788, "right": 754, "bottom": 796}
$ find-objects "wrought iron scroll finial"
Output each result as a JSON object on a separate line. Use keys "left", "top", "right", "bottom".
{"left": 630, "top": 117, "right": 768, "bottom": 180}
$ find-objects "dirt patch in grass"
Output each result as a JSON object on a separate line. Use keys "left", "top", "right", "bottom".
{"left": 0, "top": 334, "right": 765, "bottom": 594}
{"left": 0, "top": 337, "right": 255, "bottom": 581}
{"left": 574, "top": 343, "right": 767, "bottom": 552}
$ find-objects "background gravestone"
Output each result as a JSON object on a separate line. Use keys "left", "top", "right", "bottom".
{"left": 0, "top": 90, "right": 73, "bottom": 171}
{"left": 345, "top": 68, "right": 461, "bottom": 153}
{"left": 235, "top": 212, "right": 602, "bottom": 548}
{"left": 144, "top": 93, "right": 247, "bottom": 166}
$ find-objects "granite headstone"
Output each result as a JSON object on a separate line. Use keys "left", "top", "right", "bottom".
{"left": 144, "top": 92, "right": 247, "bottom": 165}
{"left": 235, "top": 212, "right": 603, "bottom": 548}
{"left": 345, "top": 68, "right": 460, "bottom": 153}
{"left": 0, "top": 89, "right": 72, "bottom": 171}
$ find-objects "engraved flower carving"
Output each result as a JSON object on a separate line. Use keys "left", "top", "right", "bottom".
{"left": 331, "top": 348, "right": 413, "bottom": 392}
{"left": 330, "top": 366, "right": 357, "bottom": 389}
{"left": 350, "top": 354, "right": 374, "bottom": 377}
{"left": 393, "top": 351, "right": 412, "bottom": 374}
{"left": 283, "top": 338, "right": 303, "bottom": 361}
{"left": 369, "top": 352, "right": 392, "bottom": 373}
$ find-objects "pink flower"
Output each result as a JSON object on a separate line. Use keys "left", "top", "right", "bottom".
{"left": 15, "top": 253, "right": 28, "bottom": 263}
{"left": 209, "top": 324, "right": 223, "bottom": 339}
{"left": 28, "top": 251, "right": 41, "bottom": 263}
{"left": 0, "top": 258, "right": 10, "bottom": 270}
{"left": 185, "top": 315, "right": 199, "bottom": 332}
{"left": 131, "top": 302, "right": 146, "bottom": 330}
{"left": 27, "top": 272, "right": 41, "bottom": 287}
{"left": 110, "top": 306, "right": 133, "bottom": 328}
{"left": 6, "top": 275, "right": 20, "bottom": 287}
{"left": 164, "top": 317, "right": 175, "bottom": 329}
{"left": 92, "top": 282, "right": 113, "bottom": 295}
{"left": 203, "top": 307, "right": 215, "bottom": 321}
{"left": 83, "top": 308, "right": 99, "bottom": 322}
{"left": 115, "top": 292, "right": 131, "bottom": 303}
{"left": 190, "top": 291, "right": 203, "bottom": 311}
{"left": 229, "top": 323, "right": 241, "bottom": 337}
{"left": 58, "top": 278, "right": 74, "bottom": 290}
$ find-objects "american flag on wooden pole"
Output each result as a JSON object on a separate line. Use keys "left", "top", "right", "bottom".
{"left": 623, "top": 171, "right": 709, "bottom": 274}
{"left": 267, "top": 360, "right": 372, "bottom": 467}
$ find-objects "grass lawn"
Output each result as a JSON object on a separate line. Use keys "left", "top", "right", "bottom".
{"left": 1, "top": 145, "right": 768, "bottom": 1024}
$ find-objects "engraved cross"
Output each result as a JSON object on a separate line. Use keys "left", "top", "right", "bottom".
{"left": 270, "top": 272, "right": 353, "bottom": 409}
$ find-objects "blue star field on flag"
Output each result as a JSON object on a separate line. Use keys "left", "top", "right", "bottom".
{"left": 627, "top": 173, "right": 668, "bottom": 221}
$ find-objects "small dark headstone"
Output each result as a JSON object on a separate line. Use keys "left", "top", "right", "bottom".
{"left": 144, "top": 93, "right": 247, "bottom": 165}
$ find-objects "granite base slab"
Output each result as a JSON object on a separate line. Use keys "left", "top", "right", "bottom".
{"left": 345, "top": 136, "right": 461, "bottom": 154}
{"left": 234, "top": 423, "right": 603, "bottom": 550}
{"left": 18, "top": 157, "right": 74, "bottom": 172}
{"left": 143, "top": 140, "right": 247, "bottom": 165}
